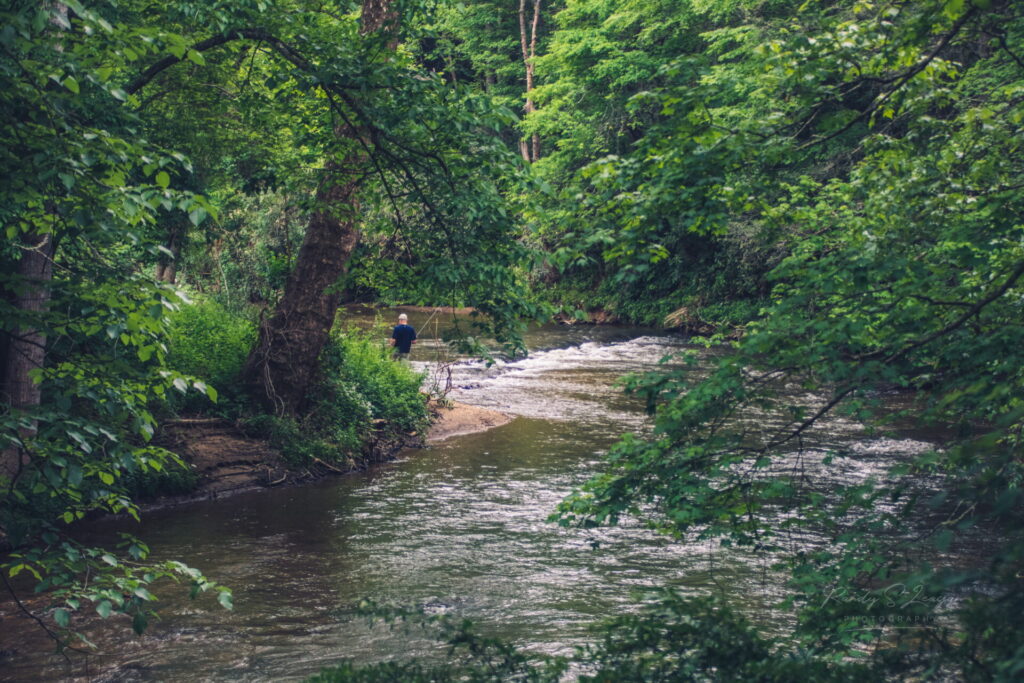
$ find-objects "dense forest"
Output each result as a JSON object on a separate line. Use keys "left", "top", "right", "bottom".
{"left": 2, "top": 0, "right": 1023, "bottom": 680}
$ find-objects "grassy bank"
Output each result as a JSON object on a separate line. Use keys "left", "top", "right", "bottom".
{"left": 133, "top": 298, "right": 429, "bottom": 501}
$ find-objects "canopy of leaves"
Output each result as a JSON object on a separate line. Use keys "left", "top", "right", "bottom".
{"left": 549, "top": 0, "right": 1024, "bottom": 678}
{"left": 2, "top": 0, "right": 541, "bottom": 649}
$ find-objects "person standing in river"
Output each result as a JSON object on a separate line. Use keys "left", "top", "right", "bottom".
{"left": 389, "top": 313, "right": 417, "bottom": 360}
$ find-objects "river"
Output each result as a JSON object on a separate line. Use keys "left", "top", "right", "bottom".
{"left": 0, "top": 308, "right": 937, "bottom": 681}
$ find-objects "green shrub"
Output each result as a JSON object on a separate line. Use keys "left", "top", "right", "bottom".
{"left": 166, "top": 297, "right": 256, "bottom": 411}
{"left": 697, "top": 299, "right": 764, "bottom": 328}
{"left": 323, "top": 327, "right": 429, "bottom": 433}
{"left": 242, "top": 327, "right": 428, "bottom": 467}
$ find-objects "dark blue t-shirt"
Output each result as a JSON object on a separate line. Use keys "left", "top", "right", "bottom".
{"left": 391, "top": 323, "right": 416, "bottom": 353}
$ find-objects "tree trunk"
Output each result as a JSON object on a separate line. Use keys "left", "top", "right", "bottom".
{"left": 2, "top": 4, "right": 64, "bottom": 483}
{"left": 243, "top": 162, "right": 362, "bottom": 414}
{"left": 1, "top": 234, "right": 55, "bottom": 482}
{"left": 518, "top": 0, "right": 542, "bottom": 163}
{"left": 155, "top": 220, "right": 182, "bottom": 284}
{"left": 242, "top": 0, "right": 395, "bottom": 415}
{"left": 362, "top": 0, "right": 399, "bottom": 44}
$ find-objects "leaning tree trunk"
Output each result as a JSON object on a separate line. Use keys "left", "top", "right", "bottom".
{"left": 243, "top": 163, "right": 362, "bottom": 414}
{"left": 243, "top": 0, "right": 395, "bottom": 415}
{"left": 1, "top": 233, "right": 54, "bottom": 482}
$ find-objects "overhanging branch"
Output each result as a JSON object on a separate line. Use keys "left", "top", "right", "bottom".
{"left": 126, "top": 28, "right": 313, "bottom": 96}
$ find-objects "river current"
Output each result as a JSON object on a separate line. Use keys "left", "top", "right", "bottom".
{"left": 0, "top": 308, "right": 936, "bottom": 681}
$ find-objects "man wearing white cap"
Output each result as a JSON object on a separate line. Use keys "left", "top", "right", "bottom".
{"left": 389, "top": 313, "right": 417, "bottom": 360}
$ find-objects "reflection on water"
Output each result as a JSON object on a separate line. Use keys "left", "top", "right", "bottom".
{"left": 0, "top": 311, "right": 937, "bottom": 681}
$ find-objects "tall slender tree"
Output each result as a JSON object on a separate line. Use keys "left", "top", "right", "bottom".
{"left": 0, "top": 234, "right": 53, "bottom": 482}
{"left": 518, "top": 0, "right": 542, "bottom": 162}
{"left": 0, "top": 3, "right": 65, "bottom": 482}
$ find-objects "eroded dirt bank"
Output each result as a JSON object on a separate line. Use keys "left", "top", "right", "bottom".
{"left": 142, "top": 400, "right": 511, "bottom": 508}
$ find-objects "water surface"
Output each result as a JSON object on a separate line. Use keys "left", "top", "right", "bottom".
{"left": 0, "top": 311, "right": 935, "bottom": 680}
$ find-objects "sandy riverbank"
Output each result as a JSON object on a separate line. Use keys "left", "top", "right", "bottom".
{"left": 426, "top": 400, "right": 512, "bottom": 442}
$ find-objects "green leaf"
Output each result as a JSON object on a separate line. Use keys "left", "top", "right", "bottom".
{"left": 155, "top": 171, "right": 170, "bottom": 188}
{"left": 96, "top": 600, "right": 112, "bottom": 619}
{"left": 67, "top": 464, "right": 83, "bottom": 488}
{"left": 54, "top": 608, "right": 70, "bottom": 628}
{"left": 9, "top": 563, "right": 41, "bottom": 580}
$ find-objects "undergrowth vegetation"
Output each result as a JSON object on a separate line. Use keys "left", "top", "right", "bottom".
{"left": 165, "top": 297, "right": 256, "bottom": 413}
{"left": 158, "top": 298, "right": 428, "bottom": 482}
{"left": 243, "top": 328, "right": 428, "bottom": 468}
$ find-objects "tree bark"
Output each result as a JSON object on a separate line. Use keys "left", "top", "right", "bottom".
{"left": 243, "top": 158, "right": 362, "bottom": 414}
{"left": 155, "top": 220, "right": 182, "bottom": 284}
{"left": 518, "top": 0, "right": 542, "bottom": 163}
{"left": 242, "top": 0, "right": 395, "bottom": 415}
{"left": 1, "top": 234, "right": 55, "bottom": 482}
{"left": 3, "top": 4, "right": 64, "bottom": 482}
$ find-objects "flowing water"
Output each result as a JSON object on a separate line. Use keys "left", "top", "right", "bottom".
{"left": 0, "top": 308, "right": 938, "bottom": 681}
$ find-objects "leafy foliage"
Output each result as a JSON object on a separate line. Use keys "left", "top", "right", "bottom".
{"left": 516, "top": 0, "right": 787, "bottom": 324}
{"left": 312, "top": 592, "right": 879, "bottom": 682}
{"left": 1, "top": 0, "right": 229, "bottom": 648}
{"left": 244, "top": 327, "right": 428, "bottom": 467}
{"left": 549, "top": 0, "right": 1024, "bottom": 678}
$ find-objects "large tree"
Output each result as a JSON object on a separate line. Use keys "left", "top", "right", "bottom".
{"left": 241, "top": 0, "right": 397, "bottom": 415}
{"left": 123, "top": 0, "right": 539, "bottom": 415}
